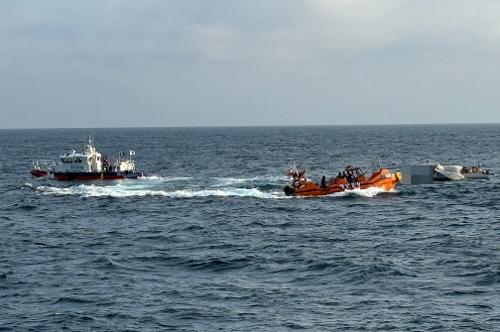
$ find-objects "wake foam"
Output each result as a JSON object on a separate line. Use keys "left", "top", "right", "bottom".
{"left": 327, "top": 187, "right": 396, "bottom": 198}
{"left": 140, "top": 176, "right": 193, "bottom": 182}
{"left": 32, "top": 183, "right": 285, "bottom": 199}
{"left": 211, "top": 175, "right": 288, "bottom": 187}
{"left": 25, "top": 176, "right": 394, "bottom": 199}
{"left": 164, "top": 188, "right": 283, "bottom": 199}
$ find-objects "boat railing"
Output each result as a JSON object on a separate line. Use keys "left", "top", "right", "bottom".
{"left": 32, "top": 159, "right": 57, "bottom": 171}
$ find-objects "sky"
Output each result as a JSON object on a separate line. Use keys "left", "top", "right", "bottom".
{"left": 1, "top": 0, "right": 500, "bottom": 129}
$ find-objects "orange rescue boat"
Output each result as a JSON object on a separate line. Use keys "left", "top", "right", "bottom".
{"left": 284, "top": 165, "right": 402, "bottom": 197}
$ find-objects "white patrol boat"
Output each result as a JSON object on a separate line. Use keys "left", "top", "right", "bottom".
{"left": 31, "top": 137, "right": 143, "bottom": 181}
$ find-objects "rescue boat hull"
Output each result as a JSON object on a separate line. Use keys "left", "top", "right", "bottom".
{"left": 284, "top": 168, "right": 400, "bottom": 197}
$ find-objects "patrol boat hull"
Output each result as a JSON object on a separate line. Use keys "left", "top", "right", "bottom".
{"left": 52, "top": 171, "right": 143, "bottom": 181}
{"left": 30, "top": 137, "right": 143, "bottom": 181}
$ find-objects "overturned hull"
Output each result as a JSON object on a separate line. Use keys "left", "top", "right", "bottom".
{"left": 433, "top": 164, "right": 465, "bottom": 181}
{"left": 400, "top": 163, "right": 492, "bottom": 184}
{"left": 462, "top": 172, "right": 490, "bottom": 180}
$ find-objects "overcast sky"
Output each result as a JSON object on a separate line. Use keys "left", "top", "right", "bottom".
{"left": 1, "top": 0, "right": 500, "bottom": 128}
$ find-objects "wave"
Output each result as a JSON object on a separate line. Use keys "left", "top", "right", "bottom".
{"left": 183, "top": 257, "right": 253, "bottom": 272}
{"left": 52, "top": 296, "right": 95, "bottom": 305}
{"left": 339, "top": 259, "right": 416, "bottom": 285}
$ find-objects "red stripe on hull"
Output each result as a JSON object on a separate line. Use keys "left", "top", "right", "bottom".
{"left": 31, "top": 170, "right": 48, "bottom": 177}
{"left": 103, "top": 175, "right": 126, "bottom": 180}
{"left": 52, "top": 172, "right": 141, "bottom": 181}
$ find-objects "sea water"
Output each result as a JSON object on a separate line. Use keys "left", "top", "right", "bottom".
{"left": 1, "top": 125, "right": 499, "bottom": 331}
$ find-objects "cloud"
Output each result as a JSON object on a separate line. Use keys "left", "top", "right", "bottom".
{"left": 189, "top": 24, "right": 238, "bottom": 62}
{"left": 308, "top": 0, "right": 500, "bottom": 54}
{"left": 1, "top": 0, "right": 500, "bottom": 128}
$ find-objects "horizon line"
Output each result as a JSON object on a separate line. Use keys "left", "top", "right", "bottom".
{"left": 1, "top": 121, "right": 499, "bottom": 130}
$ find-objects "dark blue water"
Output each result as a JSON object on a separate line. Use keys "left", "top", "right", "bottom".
{"left": 1, "top": 125, "right": 499, "bottom": 331}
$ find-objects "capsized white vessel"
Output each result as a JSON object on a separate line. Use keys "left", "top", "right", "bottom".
{"left": 434, "top": 164, "right": 465, "bottom": 181}
{"left": 433, "top": 163, "right": 492, "bottom": 181}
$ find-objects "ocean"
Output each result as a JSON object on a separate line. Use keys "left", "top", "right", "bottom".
{"left": 1, "top": 125, "right": 499, "bottom": 331}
